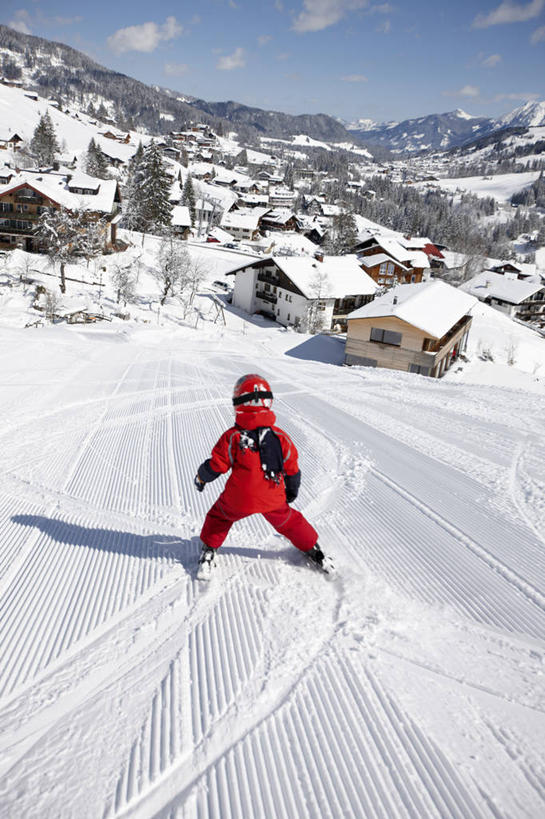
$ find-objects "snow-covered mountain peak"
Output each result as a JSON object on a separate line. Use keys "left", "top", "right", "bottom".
{"left": 453, "top": 108, "right": 475, "bottom": 120}
{"left": 495, "top": 99, "right": 545, "bottom": 129}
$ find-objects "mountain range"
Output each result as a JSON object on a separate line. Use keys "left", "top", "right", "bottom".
{"left": 345, "top": 103, "right": 545, "bottom": 154}
{"left": 1, "top": 24, "right": 544, "bottom": 156}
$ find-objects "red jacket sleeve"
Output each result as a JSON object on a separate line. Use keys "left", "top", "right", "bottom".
{"left": 208, "top": 428, "right": 238, "bottom": 474}
{"left": 275, "top": 428, "right": 299, "bottom": 476}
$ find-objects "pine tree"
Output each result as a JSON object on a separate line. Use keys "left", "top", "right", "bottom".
{"left": 182, "top": 174, "right": 196, "bottom": 226}
{"left": 84, "top": 138, "right": 109, "bottom": 179}
{"left": 30, "top": 112, "right": 60, "bottom": 167}
{"left": 138, "top": 142, "right": 173, "bottom": 235}
{"left": 325, "top": 211, "right": 358, "bottom": 254}
{"left": 123, "top": 142, "right": 147, "bottom": 232}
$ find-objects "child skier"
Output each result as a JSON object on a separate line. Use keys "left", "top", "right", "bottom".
{"left": 194, "top": 373, "right": 333, "bottom": 578}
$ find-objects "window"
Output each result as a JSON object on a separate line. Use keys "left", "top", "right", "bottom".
{"left": 409, "top": 364, "right": 430, "bottom": 376}
{"left": 359, "top": 357, "right": 378, "bottom": 367}
{"left": 380, "top": 261, "right": 395, "bottom": 276}
{"left": 287, "top": 313, "right": 290, "bottom": 321}
{"left": 285, "top": 293, "right": 288, "bottom": 300}
{"left": 370, "top": 327, "right": 402, "bottom": 346}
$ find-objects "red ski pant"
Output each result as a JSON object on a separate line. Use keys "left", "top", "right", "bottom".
{"left": 200, "top": 497, "right": 318, "bottom": 552}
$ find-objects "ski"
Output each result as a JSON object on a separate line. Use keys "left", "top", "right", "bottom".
{"left": 196, "top": 546, "right": 216, "bottom": 581}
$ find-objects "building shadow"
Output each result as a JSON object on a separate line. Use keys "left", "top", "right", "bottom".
{"left": 285, "top": 334, "right": 345, "bottom": 365}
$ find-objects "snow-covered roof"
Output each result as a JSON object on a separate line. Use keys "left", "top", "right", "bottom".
{"left": 221, "top": 210, "right": 263, "bottom": 231}
{"left": 461, "top": 271, "right": 544, "bottom": 305}
{"left": 0, "top": 171, "right": 118, "bottom": 214}
{"left": 275, "top": 255, "right": 377, "bottom": 299}
{"left": 230, "top": 254, "right": 377, "bottom": 299}
{"left": 261, "top": 208, "right": 298, "bottom": 224}
{"left": 347, "top": 280, "right": 477, "bottom": 338}
{"left": 67, "top": 171, "right": 101, "bottom": 191}
{"left": 320, "top": 204, "right": 342, "bottom": 217}
{"left": 361, "top": 253, "right": 409, "bottom": 271}
{"left": 207, "top": 226, "right": 234, "bottom": 242}
{"left": 171, "top": 205, "right": 191, "bottom": 228}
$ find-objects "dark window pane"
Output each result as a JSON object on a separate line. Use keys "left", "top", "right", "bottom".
{"left": 382, "top": 330, "right": 402, "bottom": 346}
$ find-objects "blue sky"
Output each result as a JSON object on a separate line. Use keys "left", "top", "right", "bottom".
{"left": 2, "top": 1, "right": 544, "bottom": 123}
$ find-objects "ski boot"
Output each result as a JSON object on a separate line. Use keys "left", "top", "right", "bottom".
{"left": 306, "top": 544, "right": 335, "bottom": 575}
{"left": 197, "top": 545, "right": 216, "bottom": 581}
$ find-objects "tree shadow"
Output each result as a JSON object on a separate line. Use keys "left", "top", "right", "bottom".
{"left": 11, "top": 514, "right": 199, "bottom": 575}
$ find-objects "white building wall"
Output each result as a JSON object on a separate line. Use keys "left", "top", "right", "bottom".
{"left": 232, "top": 268, "right": 258, "bottom": 313}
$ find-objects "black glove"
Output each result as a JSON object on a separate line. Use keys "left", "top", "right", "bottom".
{"left": 194, "top": 474, "right": 205, "bottom": 492}
{"left": 285, "top": 470, "right": 301, "bottom": 504}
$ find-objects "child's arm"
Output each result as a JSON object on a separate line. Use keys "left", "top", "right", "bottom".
{"left": 194, "top": 430, "right": 235, "bottom": 491}
{"left": 278, "top": 430, "right": 302, "bottom": 503}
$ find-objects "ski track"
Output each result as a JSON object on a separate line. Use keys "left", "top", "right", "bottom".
{"left": 1, "top": 339, "right": 544, "bottom": 817}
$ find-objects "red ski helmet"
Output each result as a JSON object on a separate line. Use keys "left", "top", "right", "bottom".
{"left": 232, "top": 374, "right": 273, "bottom": 408}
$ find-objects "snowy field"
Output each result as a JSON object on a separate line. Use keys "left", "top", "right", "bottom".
{"left": 430, "top": 171, "right": 541, "bottom": 203}
{"left": 1, "top": 289, "right": 545, "bottom": 817}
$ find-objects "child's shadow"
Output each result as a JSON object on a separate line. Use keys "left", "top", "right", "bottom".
{"left": 11, "top": 514, "right": 198, "bottom": 576}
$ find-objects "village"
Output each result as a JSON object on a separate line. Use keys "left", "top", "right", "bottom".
{"left": 1, "top": 79, "right": 544, "bottom": 385}
{"left": 1, "top": 12, "right": 545, "bottom": 818}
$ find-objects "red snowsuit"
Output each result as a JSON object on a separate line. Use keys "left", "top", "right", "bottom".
{"left": 199, "top": 405, "right": 318, "bottom": 552}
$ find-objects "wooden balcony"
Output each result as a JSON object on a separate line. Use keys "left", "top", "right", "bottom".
{"left": 422, "top": 315, "right": 472, "bottom": 353}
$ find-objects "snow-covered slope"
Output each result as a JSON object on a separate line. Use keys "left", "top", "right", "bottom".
{"left": 426, "top": 170, "right": 542, "bottom": 202}
{"left": 0, "top": 289, "right": 544, "bottom": 816}
{"left": 495, "top": 100, "right": 545, "bottom": 129}
{"left": 0, "top": 83, "right": 144, "bottom": 163}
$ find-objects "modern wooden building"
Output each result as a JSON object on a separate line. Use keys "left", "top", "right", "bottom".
{"left": 345, "top": 280, "right": 477, "bottom": 378}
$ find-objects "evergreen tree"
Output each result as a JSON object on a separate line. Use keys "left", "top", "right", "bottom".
{"left": 30, "top": 111, "right": 60, "bottom": 167}
{"left": 182, "top": 174, "right": 196, "bottom": 226}
{"left": 138, "top": 142, "right": 173, "bottom": 235}
{"left": 123, "top": 141, "right": 147, "bottom": 232}
{"left": 84, "top": 138, "right": 109, "bottom": 179}
{"left": 325, "top": 211, "right": 358, "bottom": 254}
{"left": 283, "top": 162, "right": 295, "bottom": 189}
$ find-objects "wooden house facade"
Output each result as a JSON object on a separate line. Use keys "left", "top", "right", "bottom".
{"left": 345, "top": 281, "right": 476, "bottom": 378}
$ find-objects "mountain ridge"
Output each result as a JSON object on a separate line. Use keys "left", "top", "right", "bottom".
{"left": 1, "top": 24, "right": 544, "bottom": 155}
{"left": 346, "top": 102, "right": 545, "bottom": 154}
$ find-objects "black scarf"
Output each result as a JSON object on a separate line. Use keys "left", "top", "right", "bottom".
{"left": 237, "top": 426, "right": 284, "bottom": 484}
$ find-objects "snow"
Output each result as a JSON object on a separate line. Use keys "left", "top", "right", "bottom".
{"left": 349, "top": 280, "right": 477, "bottom": 338}
{"left": 1, "top": 243, "right": 545, "bottom": 816}
{"left": 431, "top": 171, "right": 542, "bottom": 203}
{"left": 1, "top": 170, "right": 119, "bottom": 214}
{"left": 462, "top": 271, "right": 544, "bottom": 305}
{"left": 0, "top": 83, "right": 144, "bottom": 163}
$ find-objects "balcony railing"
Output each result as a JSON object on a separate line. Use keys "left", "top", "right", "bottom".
{"left": 257, "top": 271, "right": 280, "bottom": 286}
{"left": 423, "top": 315, "right": 472, "bottom": 353}
{"left": 0, "top": 222, "right": 37, "bottom": 235}
{"left": 256, "top": 290, "right": 277, "bottom": 305}
{"left": 15, "top": 193, "right": 44, "bottom": 204}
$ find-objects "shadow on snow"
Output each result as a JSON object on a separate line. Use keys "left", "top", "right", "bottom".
{"left": 11, "top": 514, "right": 199, "bottom": 574}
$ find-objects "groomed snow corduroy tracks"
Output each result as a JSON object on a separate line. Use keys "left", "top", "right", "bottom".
{"left": 0, "top": 327, "right": 544, "bottom": 818}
